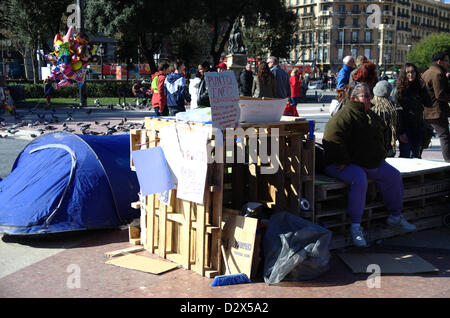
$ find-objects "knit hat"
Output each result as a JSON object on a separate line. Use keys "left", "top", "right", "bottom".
{"left": 216, "top": 62, "right": 227, "bottom": 70}
{"left": 373, "top": 80, "right": 392, "bottom": 97}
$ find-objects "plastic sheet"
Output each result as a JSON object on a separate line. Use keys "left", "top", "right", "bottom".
{"left": 263, "top": 211, "right": 332, "bottom": 284}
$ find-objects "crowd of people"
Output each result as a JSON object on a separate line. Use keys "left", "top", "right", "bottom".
{"left": 323, "top": 51, "right": 450, "bottom": 247}
{"left": 129, "top": 56, "right": 295, "bottom": 117}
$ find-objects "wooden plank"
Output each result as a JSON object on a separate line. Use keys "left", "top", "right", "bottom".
{"left": 181, "top": 200, "right": 191, "bottom": 269}
{"left": 105, "top": 246, "right": 145, "bottom": 258}
{"left": 158, "top": 203, "right": 168, "bottom": 259}
{"left": 194, "top": 193, "right": 207, "bottom": 277}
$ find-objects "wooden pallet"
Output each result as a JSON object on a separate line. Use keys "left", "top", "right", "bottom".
{"left": 130, "top": 117, "right": 316, "bottom": 277}
{"left": 314, "top": 158, "right": 450, "bottom": 248}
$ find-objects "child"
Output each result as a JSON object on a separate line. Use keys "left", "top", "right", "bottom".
{"left": 44, "top": 78, "right": 54, "bottom": 108}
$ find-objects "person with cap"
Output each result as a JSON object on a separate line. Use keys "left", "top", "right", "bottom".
{"left": 323, "top": 82, "right": 416, "bottom": 248}
{"left": 395, "top": 62, "right": 432, "bottom": 159}
{"left": 371, "top": 80, "right": 398, "bottom": 157}
{"left": 216, "top": 62, "right": 227, "bottom": 72}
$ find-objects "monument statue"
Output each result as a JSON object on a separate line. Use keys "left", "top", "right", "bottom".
{"left": 228, "top": 19, "right": 246, "bottom": 55}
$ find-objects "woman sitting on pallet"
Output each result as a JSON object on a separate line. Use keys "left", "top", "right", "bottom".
{"left": 322, "top": 83, "right": 416, "bottom": 248}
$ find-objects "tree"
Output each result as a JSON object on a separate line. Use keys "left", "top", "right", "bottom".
{"left": 196, "top": 0, "right": 299, "bottom": 66}
{"left": 407, "top": 33, "right": 450, "bottom": 71}
{"left": 1, "top": 0, "right": 71, "bottom": 82}
{"left": 85, "top": 0, "right": 197, "bottom": 74}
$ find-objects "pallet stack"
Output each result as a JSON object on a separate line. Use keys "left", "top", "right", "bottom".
{"left": 315, "top": 158, "right": 450, "bottom": 249}
{"left": 130, "top": 117, "right": 315, "bottom": 278}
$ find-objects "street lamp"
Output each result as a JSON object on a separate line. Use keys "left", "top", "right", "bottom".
{"left": 98, "top": 43, "right": 104, "bottom": 79}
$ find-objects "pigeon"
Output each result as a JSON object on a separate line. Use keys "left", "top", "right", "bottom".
{"left": 30, "top": 134, "right": 37, "bottom": 138}
{"left": 81, "top": 124, "right": 91, "bottom": 129}
{"left": 95, "top": 120, "right": 100, "bottom": 125}
{"left": 102, "top": 121, "right": 110, "bottom": 127}
{"left": 8, "top": 129, "right": 18, "bottom": 134}
{"left": 62, "top": 122, "right": 67, "bottom": 127}
{"left": 44, "top": 125, "right": 56, "bottom": 130}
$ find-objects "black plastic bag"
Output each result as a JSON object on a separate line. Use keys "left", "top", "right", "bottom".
{"left": 263, "top": 212, "right": 332, "bottom": 285}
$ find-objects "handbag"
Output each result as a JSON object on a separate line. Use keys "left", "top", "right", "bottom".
{"left": 283, "top": 101, "right": 299, "bottom": 117}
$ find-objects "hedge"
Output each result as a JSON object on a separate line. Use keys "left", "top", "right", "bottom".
{"left": 7, "top": 81, "right": 135, "bottom": 99}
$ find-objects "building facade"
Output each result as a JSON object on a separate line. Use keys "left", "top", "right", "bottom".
{"left": 287, "top": 0, "right": 450, "bottom": 74}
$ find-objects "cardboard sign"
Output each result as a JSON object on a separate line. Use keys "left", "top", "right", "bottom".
{"left": 160, "top": 124, "right": 209, "bottom": 204}
{"left": 205, "top": 71, "right": 240, "bottom": 129}
{"left": 222, "top": 213, "right": 258, "bottom": 278}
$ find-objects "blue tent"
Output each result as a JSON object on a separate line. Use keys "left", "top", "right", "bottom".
{"left": 0, "top": 131, "right": 140, "bottom": 235}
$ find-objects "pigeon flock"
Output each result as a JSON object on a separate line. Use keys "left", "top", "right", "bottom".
{"left": 0, "top": 107, "right": 146, "bottom": 139}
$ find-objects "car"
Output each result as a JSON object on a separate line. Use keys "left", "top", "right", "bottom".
{"left": 307, "top": 80, "right": 324, "bottom": 90}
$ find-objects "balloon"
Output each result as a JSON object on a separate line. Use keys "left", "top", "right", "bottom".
{"left": 43, "top": 27, "right": 94, "bottom": 89}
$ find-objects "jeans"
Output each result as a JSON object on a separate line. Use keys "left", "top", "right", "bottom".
{"left": 427, "top": 116, "right": 450, "bottom": 162}
{"left": 168, "top": 105, "right": 186, "bottom": 116}
{"left": 399, "top": 125, "right": 424, "bottom": 159}
{"left": 154, "top": 106, "right": 169, "bottom": 117}
{"left": 324, "top": 161, "right": 403, "bottom": 224}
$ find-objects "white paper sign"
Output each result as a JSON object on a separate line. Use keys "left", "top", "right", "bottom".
{"left": 205, "top": 71, "right": 241, "bottom": 129}
{"left": 160, "top": 124, "right": 209, "bottom": 204}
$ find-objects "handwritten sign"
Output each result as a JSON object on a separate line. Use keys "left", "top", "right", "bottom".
{"left": 205, "top": 71, "right": 240, "bottom": 129}
{"left": 160, "top": 124, "right": 209, "bottom": 204}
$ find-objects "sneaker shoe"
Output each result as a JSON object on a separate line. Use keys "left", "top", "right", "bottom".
{"left": 386, "top": 215, "right": 416, "bottom": 231}
{"left": 350, "top": 226, "right": 367, "bottom": 247}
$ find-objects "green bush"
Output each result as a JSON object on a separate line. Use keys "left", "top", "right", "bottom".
{"left": 7, "top": 81, "right": 134, "bottom": 99}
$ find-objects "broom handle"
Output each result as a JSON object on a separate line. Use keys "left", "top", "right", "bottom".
{"left": 221, "top": 243, "right": 231, "bottom": 275}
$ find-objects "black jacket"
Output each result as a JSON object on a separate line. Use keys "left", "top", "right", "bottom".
{"left": 197, "top": 77, "right": 210, "bottom": 107}
{"left": 239, "top": 69, "right": 253, "bottom": 96}
{"left": 396, "top": 85, "right": 432, "bottom": 134}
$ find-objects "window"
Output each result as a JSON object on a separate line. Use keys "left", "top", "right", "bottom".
{"left": 353, "top": 18, "right": 359, "bottom": 27}
{"left": 351, "top": 31, "right": 359, "bottom": 43}
{"left": 338, "top": 48, "right": 344, "bottom": 60}
{"left": 338, "top": 31, "right": 345, "bottom": 43}
{"left": 351, "top": 48, "right": 358, "bottom": 57}
{"left": 339, "top": 4, "right": 345, "bottom": 13}
{"left": 324, "top": 48, "right": 328, "bottom": 62}
{"left": 364, "top": 48, "right": 371, "bottom": 59}
{"left": 352, "top": 4, "right": 359, "bottom": 13}
{"left": 324, "top": 31, "right": 328, "bottom": 43}
{"left": 339, "top": 18, "right": 345, "bottom": 27}
{"left": 364, "top": 31, "right": 372, "bottom": 42}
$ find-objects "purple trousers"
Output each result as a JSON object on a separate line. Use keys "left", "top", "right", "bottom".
{"left": 325, "top": 160, "right": 403, "bottom": 224}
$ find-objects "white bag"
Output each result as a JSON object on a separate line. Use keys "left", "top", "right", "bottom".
{"left": 329, "top": 99, "right": 343, "bottom": 117}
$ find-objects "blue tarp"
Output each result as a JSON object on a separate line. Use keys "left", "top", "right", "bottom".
{"left": 0, "top": 131, "right": 140, "bottom": 235}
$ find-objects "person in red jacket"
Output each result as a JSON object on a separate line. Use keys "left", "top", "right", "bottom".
{"left": 289, "top": 68, "right": 301, "bottom": 106}
{"left": 151, "top": 62, "right": 170, "bottom": 116}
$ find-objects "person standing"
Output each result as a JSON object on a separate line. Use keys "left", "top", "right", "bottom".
{"left": 289, "top": 68, "right": 301, "bottom": 106}
{"left": 336, "top": 56, "right": 355, "bottom": 89}
{"left": 395, "top": 63, "right": 432, "bottom": 159}
{"left": 165, "top": 59, "right": 191, "bottom": 116}
{"left": 197, "top": 61, "right": 211, "bottom": 107}
{"left": 267, "top": 56, "right": 290, "bottom": 98}
{"left": 239, "top": 63, "right": 254, "bottom": 97}
{"left": 188, "top": 70, "right": 202, "bottom": 109}
{"left": 43, "top": 77, "right": 54, "bottom": 109}
{"left": 252, "top": 61, "right": 276, "bottom": 98}
{"left": 371, "top": 80, "right": 398, "bottom": 157}
{"left": 151, "top": 62, "right": 170, "bottom": 116}
{"left": 422, "top": 52, "right": 450, "bottom": 162}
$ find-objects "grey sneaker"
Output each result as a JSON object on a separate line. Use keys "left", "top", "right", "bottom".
{"left": 386, "top": 215, "right": 416, "bottom": 231}
{"left": 350, "top": 226, "right": 367, "bottom": 247}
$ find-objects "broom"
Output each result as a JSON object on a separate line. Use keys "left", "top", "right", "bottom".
{"left": 211, "top": 243, "right": 251, "bottom": 287}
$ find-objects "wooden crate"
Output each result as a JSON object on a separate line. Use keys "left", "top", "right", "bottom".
{"left": 314, "top": 158, "right": 450, "bottom": 249}
{"left": 130, "top": 116, "right": 315, "bottom": 277}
